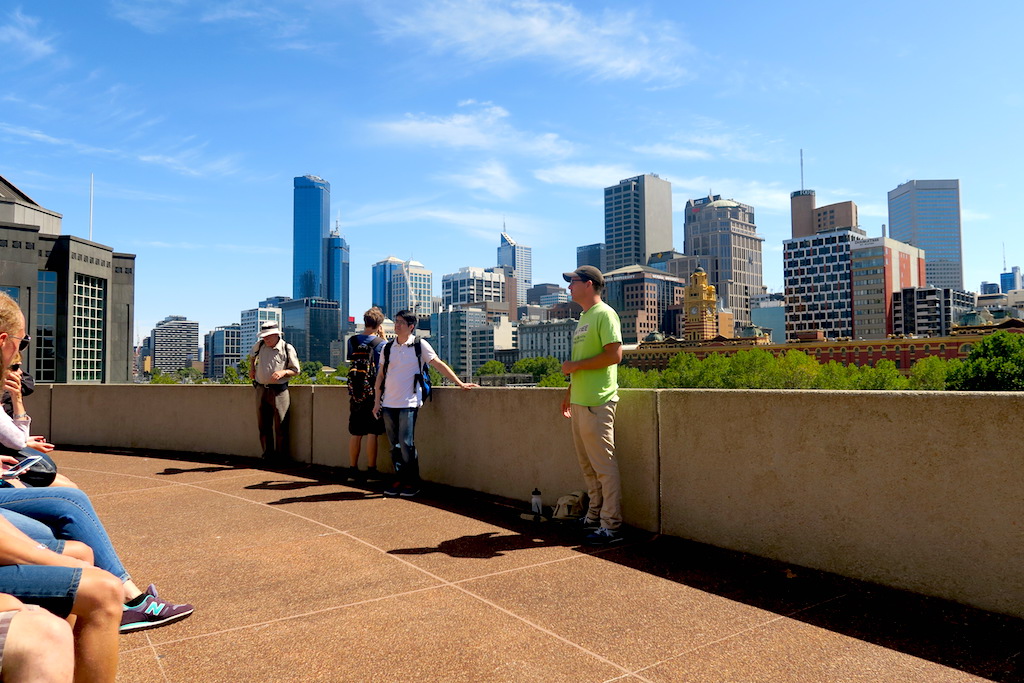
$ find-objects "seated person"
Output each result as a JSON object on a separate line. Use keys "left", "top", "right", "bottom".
{"left": 0, "top": 592, "right": 74, "bottom": 682}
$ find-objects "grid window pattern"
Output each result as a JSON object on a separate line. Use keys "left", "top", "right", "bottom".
{"left": 71, "top": 273, "right": 106, "bottom": 382}
{"left": 35, "top": 271, "right": 57, "bottom": 382}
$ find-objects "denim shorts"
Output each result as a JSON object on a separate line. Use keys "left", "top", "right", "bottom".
{"left": 0, "top": 509, "right": 65, "bottom": 554}
{"left": 0, "top": 564, "right": 82, "bottom": 618}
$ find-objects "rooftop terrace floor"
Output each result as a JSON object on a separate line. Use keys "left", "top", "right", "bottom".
{"left": 58, "top": 449, "right": 1024, "bottom": 682}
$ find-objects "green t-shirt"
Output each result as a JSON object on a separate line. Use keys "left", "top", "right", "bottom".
{"left": 569, "top": 301, "right": 622, "bottom": 406}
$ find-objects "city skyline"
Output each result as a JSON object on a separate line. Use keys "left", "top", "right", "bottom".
{"left": 1, "top": 2, "right": 1020, "bottom": 339}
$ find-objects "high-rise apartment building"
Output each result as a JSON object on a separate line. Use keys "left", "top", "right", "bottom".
{"left": 204, "top": 324, "right": 241, "bottom": 378}
{"left": 430, "top": 306, "right": 489, "bottom": 378}
{"left": 280, "top": 298, "right": 340, "bottom": 366}
{"left": 372, "top": 256, "right": 405, "bottom": 317}
{"left": 892, "top": 287, "right": 975, "bottom": 337}
{"left": 0, "top": 174, "right": 135, "bottom": 383}
{"left": 441, "top": 267, "right": 506, "bottom": 308}
{"left": 604, "top": 174, "right": 673, "bottom": 272}
{"left": 391, "top": 260, "right": 433, "bottom": 322}
{"left": 576, "top": 243, "right": 606, "bottom": 272}
{"left": 683, "top": 195, "right": 764, "bottom": 329}
{"left": 293, "top": 175, "right": 330, "bottom": 299}
{"left": 850, "top": 237, "right": 926, "bottom": 339}
{"left": 151, "top": 315, "right": 200, "bottom": 373}
{"left": 783, "top": 227, "right": 866, "bottom": 341}
{"left": 240, "top": 303, "right": 283, "bottom": 354}
{"left": 887, "top": 180, "right": 963, "bottom": 289}
{"left": 496, "top": 232, "right": 531, "bottom": 307}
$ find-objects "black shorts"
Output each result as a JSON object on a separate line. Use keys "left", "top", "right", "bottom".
{"left": 349, "top": 401, "right": 385, "bottom": 436}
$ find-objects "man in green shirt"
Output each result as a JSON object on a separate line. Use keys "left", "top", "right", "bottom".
{"left": 560, "top": 265, "right": 624, "bottom": 546}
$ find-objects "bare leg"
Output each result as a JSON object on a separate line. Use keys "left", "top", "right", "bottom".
{"left": 348, "top": 435, "right": 362, "bottom": 468}
{"left": 3, "top": 608, "right": 75, "bottom": 682}
{"left": 69, "top": 568, "right": 122, "bottom": 683}
{"left": 61, "top": 541, "right": 94, "bottom": 565}
{"left": 367, "top": 435, "right": 378, "bottom": 469}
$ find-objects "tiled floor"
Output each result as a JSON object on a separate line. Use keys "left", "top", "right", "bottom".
{"left": 51, "top": 449, "right": 1024, "bottom": 682}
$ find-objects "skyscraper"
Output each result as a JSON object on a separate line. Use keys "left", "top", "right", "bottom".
{"left": 372, "top": 256, "right": 405, "bottom": 317}
{"left": 151, "top": 315, "right": 200, "bottom": 373}
{"left": 391, "top": 260, "right": 433, "bottom": 321}
{"left": 604, "top": 174, "right": 673, "bottom": 272}
{"left": 203, "top": 324, "right": 241, "bottom": 378}
{"left": 496, "top": 232, "right": 532, "bottom": 306}
{"left": 1000, "top": 266, "right": 1022, "bottom": 293}
{"left": 783, "top": 227, "right": 866, "bottom": 341}
{"left": 240, "top": 303, "right": 284, "bottom": 353}
{"left": 293, "top": 175, "right": 330, "bottom": 299}
{"left": 441, "top": 267, "right": 506, "bottom": 307}
{"left": 789, "top": 190, "right": 858, "bottom": 239}
{"left": 326, "top": 228, "right": 350, "bottom": 332}
{"left": 280, "top": 298, "right": 340, "bottom": 366}
{"left": 887, "top": 180, "right": 963, "bottom": 289}
{"left": 683, "top": 195, "right": 764, "bottom": 329}
{"left": 576, "top": 243, "right": 606, "bottom": 272}
{"left": 850, "top": 237, "right": 926, "bottom": 339}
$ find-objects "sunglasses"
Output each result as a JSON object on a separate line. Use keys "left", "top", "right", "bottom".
{"left": 9, "top": 363, "right": 20, "bottom": 372}
{"left": 8, "top": 335, "right": 30, "bottom": 352}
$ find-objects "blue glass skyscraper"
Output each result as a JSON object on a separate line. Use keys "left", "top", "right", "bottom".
{"left": 293, "top": 175, "right": 330, "bottom": 299}
{"left": 326, "top": 230, "right": 350, "bottom": 331}
{"left": 371, "top": 256, "right": 404, "bottom": 319}
{"left": 887, "top": 180, "right": 963, "bottom": 290}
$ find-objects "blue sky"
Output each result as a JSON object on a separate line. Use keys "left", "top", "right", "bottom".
{"left": 2, "top": 1, "right": 1021, "bottom": 341}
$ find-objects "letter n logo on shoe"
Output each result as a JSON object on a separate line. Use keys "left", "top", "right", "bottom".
{"left": 145, "top": 601, "right": 166, "bottom": 616}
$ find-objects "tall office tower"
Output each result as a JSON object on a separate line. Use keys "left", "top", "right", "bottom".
{"left": 1001, "top": 266, "right": 1022, "bottom": 293}
{"left": 326, "top": 229, "right": 350, "bottom": 332}
{"left": 603, "top": 265, "right": 686, "bottom": 343}
{"left": 150, "top": 315, "right": 200, "bottom": 373}
{"left": 372, "top": 256, "right": 405, "bottom": 317}
{"left": 240, "top": 304, "right": 283, "bottom": 353}
{"left": 0, "top": 173, "right": 135, "bottom": 383}
{"left": 683, "top": 195, "right": 764, "bottom": 329}
{"left": 391, "top": 260, "right": 433, "bottom": 322}
{"left": 892, "top": 287, "right": 975, "bottom": 337}
{"left": 850, "top": 237, "right": 926, "bottom": 339}
{"left": 441, "top": 267, "right": 506, "bottom": 307}
{"left": 496, "top": 232, "right": 532, "bottom": 306}
{"left": 604, "top": 174, "right": 673, "bottom": 272}
{"left": 293, "top": 175, "right": 330, "bottom": 299}
{"left": 576, "top": 243, "right": 606, "bottom": 272}
{"left": 783, "top": 227, "right": 866, "bottom": 341}
{"left": 887, "top": 180, "right": 963, "bottom": 289}
{"left": 203, "top": 324, "right": 241, "bottom": 378}
{"left": 789, "top": 190, "right": 859, "bottom": 240}
{"left": 280, "top": 298, "right": 340, "bottom": 366}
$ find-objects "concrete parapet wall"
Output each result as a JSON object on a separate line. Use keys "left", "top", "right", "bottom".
{"left": 24, "top": 384, "right": 1024, "bottom": 619}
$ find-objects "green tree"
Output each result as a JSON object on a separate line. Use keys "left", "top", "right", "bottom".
{"left": 511, "top": 356, "right": 562, "bottom": 382}
{"left": 723, "top": 349, "right": 780, "bottom": 389}
{"left": 148, "top": 368, "right": 176, "bottom": 385}
{"left": 537, "top": 371, "right": 568, "bottom": 387}
{"left": 852, "top": 359, "right": 909, "bottom": 390}
{"left": 618, "top": 366, "right": 663, "bottom": 388}
{"left": 908, "top": 355, "right": 950, "bottom": 390}
{"left": 175, "top": 367, "right": 205, "bottom": 384}
{"left": 476, "top": 360, "right": 507, "bottom": 376}
{"left": 775, "top": 350, "right": 820, "bottom": 389}
{"left": 946, "top": 331, "right": 1024, "bottom": 391}
{"left": 814, "top": 360, "right": 857, "bottom": 390}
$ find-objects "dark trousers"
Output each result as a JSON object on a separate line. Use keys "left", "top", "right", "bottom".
{"left": 255, "top": 384, "right": 290, "bottom": 458}
{"left": 382, "top": 407, "right": 419, "bottom": 483}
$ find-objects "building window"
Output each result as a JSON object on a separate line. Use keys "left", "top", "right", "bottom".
{"left": 35, "top": 271, "right": 58, "bottom": 382}
{"left": 70, "top": 273, "right": 106, "bottom": 382}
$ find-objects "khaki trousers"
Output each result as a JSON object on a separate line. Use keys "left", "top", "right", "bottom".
{"left": 570, "top": 401, "right": 621, "bottom": 530}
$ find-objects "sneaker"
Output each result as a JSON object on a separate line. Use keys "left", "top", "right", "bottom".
{"left": 584, "top": 527, "right": 624, "bottom": 547}
{"left": 579, "top": 515, "right": 600, "bottom": 531}
{"left": 364, "top": 467, "right": 384, "bottom": 482}
{"left": 121, "top": 593, "right": 194, "bottom": 633}
{"left": 383, "top": 482, "right": 402, "bottom": 497}
{"left": 399, "top": 485, "right": 421, "bottom": 498}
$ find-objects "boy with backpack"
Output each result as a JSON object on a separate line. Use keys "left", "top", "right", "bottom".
{"left": 372, "top": 309, "right": 478, "bottom": 498}
{"left": 346, "top": 307, "right": 387, "bottom": 481}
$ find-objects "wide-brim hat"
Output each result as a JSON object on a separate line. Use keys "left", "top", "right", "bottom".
{"left": 258, "top": 322, "right": 282, "bottom": 339}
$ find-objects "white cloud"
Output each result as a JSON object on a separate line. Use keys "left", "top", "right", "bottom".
{"left": 442, "top": 160, "right": 522, "bottom": 201}
{"left": 631, "top": 144, "right": 711, "bottom": 161}
{"left": 373, "top": 0, "right": 692, "bottom": 85}
{"left": 533, "top": 164, "right": 640, "bottom": 189}
{"left": 0, "top": 9, "right": 56, "bottom": 62}
{"left": 109, "top": 0, "right": 191, "bottom": 33}
{"left": 669, "top": 176, "right": 791, "bottom": 213}
{"left": 373, "top": 101, "right": 573, "bottom": 158}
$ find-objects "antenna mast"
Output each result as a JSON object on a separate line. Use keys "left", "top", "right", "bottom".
{"left": 89, "top": 173, "right": 94, "bottom": 241}
{"left": 800, "top": 149, "right": 804, "bottom": 191}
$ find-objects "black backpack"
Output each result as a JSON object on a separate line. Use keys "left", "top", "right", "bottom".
{"left": 380, "top": 336, "right": 433, "bottom": 404}
{"left": 346, "top": 336, "right": 384, "bottom": 403}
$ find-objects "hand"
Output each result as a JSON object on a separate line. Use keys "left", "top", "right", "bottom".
{"left": 560, "top": 360, "right": 576, "bottom": 375}
{"left": 560, "top": 396, "right": 572, "bottom": 419}
{"left": 0, "top": 455, "right": 17, "bottom": 467}
{"left": 270, "top": 370, "right": 286, "bottom": 382}
{"left": 3, "top": 370, "right": 21, "bottom": 399}
{"left": 459, "top": 382, "right": 480, "bottom": 390}
{"left": 26, "top": 436, "right": 54, "bottom": 454}
{"left": 372, "top": 399, "right": 381, "bottom": 419}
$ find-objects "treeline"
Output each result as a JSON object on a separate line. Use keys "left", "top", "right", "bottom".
{"left": 481, "top": 331, "right": 1024, "bottom": 392}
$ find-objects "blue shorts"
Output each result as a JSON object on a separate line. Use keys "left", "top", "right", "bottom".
{"left": 0, "top": 509, "right": 65, "bottom": 554}
{"left": 0, "top": 565, "right": 81, "bottom": 618}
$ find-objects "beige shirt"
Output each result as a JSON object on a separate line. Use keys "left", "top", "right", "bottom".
{"left": 251, "top": 338, "right": 300, "bottom": 385}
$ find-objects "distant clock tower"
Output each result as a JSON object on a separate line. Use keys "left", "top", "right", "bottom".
{"left": 684, "top": 267, "right": 718, "bottom": 341}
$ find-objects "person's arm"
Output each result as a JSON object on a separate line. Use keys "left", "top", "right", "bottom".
{"left": 428, "top": 358, "right": 479, "bottom": 390}
{"left": 0, "top": 373, "right": 29, "bottom": 450}
{"left": 0, "top": 513, "right": 88, "bottom": 568}
{"left": 372, "top": 348, "right": 386, "bottom": 417}
{"left": 560, "top": 385, "right": 572, "bottom": 419}
{"left": 270, "top": 345, "right": 300, "bottom": 382}
{"left": 560, "top": 342, "right": 622, "bottom": 375}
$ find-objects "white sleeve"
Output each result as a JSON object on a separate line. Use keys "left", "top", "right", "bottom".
{"left": 0, "top": 412, "right": 28, "bottom": 450}
{"left": 419, "top": 339, "right": 438, "bottom": 365}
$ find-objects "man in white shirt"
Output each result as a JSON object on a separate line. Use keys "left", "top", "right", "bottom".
{"left": 372, "top": 310, "right": 477, "bottom": 497}
{"left": 248, "top": 322, "right": 301, "bottom": 460}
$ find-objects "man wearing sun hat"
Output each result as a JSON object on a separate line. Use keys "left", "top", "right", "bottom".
{"left": 248, "top": 321, "right": 301, "bottom": 460}
{"left": 560, "top": 265, "right": 624, "bottom": 546}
